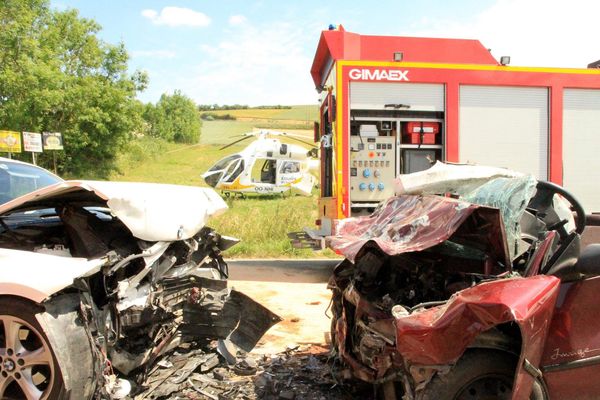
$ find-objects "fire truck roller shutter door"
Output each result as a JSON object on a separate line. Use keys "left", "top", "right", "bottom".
{"left": 459, "top": 85, "right": 549, "bottom": 180}
{"left": 349, "top": 82, "right": 445, "bottom": 111}
{"left": 563, "top": 89, "right": 600, "bottom": 213}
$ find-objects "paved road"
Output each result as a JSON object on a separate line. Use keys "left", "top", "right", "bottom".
{"left": 224, "top": 259, "right": 340, "bottom": 352}
{"left": 226, "top": 258, "right": 339, "bottom": 283}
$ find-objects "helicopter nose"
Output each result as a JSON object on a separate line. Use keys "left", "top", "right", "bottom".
{"left": 202, "top": 171, "right": 221, "bottom": 188}
{"left": 204, "top": 178, "right": 217, "bottom": 187}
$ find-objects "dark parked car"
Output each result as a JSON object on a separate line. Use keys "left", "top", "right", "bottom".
{"left": 0, "top": 157, "right": 63, "bottom": 204}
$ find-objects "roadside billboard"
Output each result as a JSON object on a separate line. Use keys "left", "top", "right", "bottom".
{"left": 0, "top": 130, "right": 22, "bottom": 153}
{"left": 23, "top": 132, "right": 43, "bottom": 153}
{"left": 42, "top": 132, "right": 64, "bottom": 150}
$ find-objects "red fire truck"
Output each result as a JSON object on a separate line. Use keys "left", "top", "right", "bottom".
{"left": 309, "top": 25, "right": 600, "bottom": 239}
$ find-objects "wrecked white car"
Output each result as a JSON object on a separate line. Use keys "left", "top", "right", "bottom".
{"left": 0, "top": 179, "right": 280, "bottom": 399}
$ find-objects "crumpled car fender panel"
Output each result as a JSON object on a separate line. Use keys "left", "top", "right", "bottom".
{"left": 0, "top": 248, "right": 106, "bottom": 303}
{"left": 395, "top": 275, "right": 560, "bottom": 399}
{"left": 36, "top": 294, "right": 96, "bottom": 400}
{"left": 396, "top": 275, "right": 560, "bottom": 364}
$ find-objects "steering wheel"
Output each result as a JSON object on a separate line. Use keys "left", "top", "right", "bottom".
{"left": 528, "top": 180, "right": 586, "bottom": 237}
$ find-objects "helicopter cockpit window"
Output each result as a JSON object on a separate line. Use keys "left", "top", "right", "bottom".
{"left": 223, "top": 159, "right": 244, "bottom": 183}
{"left": 204, "top": 155, "right": 242, "bottom": 187}
{"left": 279, "top": 161, "right": 300, "bottom": 174}
{"left": 208, "top": 154, "right": 241, "bottom": 172}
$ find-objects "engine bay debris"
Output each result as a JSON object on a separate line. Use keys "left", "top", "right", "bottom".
{"left": 131, "top": 343, "right": 371, "bottom": 400}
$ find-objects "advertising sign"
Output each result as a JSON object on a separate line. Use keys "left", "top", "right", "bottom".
{"left": 42, "top": 132, "right": 64, "bottom": 150}
{"left": 0, "top": 130, "right": 22, "bottom": 153}
{"left": 23, "top": 132, "right": 43, "bottom": 153}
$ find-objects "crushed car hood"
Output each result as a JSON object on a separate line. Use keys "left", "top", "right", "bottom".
{"left": 0, "top": 181, "right": 228, "bottom": 301}
{"left": 328, "top": 163, "right": 539, "bottom": 264}
{"left": 0, "top": 180, "right": 227, "bottom": 241}
{"left": 328, "top": 195, "right": 511, "bottom": 268}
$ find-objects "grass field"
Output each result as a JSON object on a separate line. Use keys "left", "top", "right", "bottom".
{"left": 200, "top": 120, "right": 257, "bottom": 145}
{"left": 201, "top": 120, "right": 314, "bottom": 147}
{"left": 204, "top": 106, "right": 318, "bottom": 130}
{"left": 206, "top": 105, "right": 318, "bottom": 121}
{"left": 113, "top": 105, "right": 337, "bottom": 259}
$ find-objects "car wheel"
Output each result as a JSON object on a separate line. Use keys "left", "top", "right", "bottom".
{"left": 0, "top": 298, "right": 64, "bottom": 400}
{"left": 419, "top": 350, "right": 515, "bottom": 400}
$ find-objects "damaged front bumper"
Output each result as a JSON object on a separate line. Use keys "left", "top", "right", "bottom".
{"left": 37, "top": 262, "right": 281, "bottom": 399}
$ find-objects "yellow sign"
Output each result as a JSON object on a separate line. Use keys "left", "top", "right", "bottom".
{"left": 0, "top": 131, "right": 22, "bottom": 153}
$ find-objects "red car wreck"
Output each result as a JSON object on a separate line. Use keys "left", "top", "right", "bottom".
{"left": 326, "top": 162, "right": 597, "bottom": 400}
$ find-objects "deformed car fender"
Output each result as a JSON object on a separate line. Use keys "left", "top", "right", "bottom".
{"left": 394, "top": 275, "right": 560, "bottom": 399}
{"left": 0, "top": 248, "right": 107, "bottom": 303}
{"left": 35, "top": 294, "right": 97, "bottom": 400}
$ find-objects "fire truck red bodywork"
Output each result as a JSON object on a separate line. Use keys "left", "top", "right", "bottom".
{"left": 311, "top": 26, "right": 600, "bottom": 228}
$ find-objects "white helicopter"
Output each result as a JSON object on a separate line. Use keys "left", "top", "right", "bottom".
{"left": 202, "top": 130, "right": 319, "bottom": 196}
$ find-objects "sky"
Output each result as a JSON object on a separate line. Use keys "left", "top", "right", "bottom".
{"left": 51, "top": 0, "right": 600, "bottom": 106}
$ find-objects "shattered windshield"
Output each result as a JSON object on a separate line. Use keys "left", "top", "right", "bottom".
{"left": 394, "top": 162, "right": 538, "bottom": 259}
{"left": 461, "top": 175, "right": 537, "bottom": 259}
{"left": 329, "top": 162, "right": 541, "bottom": 265}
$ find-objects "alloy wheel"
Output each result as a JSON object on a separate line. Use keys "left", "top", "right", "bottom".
{"left": 0, "top": 315, "right": 55, "bottom": 400}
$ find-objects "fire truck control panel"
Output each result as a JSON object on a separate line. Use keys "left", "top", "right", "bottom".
{"left": 350, "top": 134, "right": 396, "bottom": 202}
{"left": 348, "top": 119, "right": 443, "bottom": 213}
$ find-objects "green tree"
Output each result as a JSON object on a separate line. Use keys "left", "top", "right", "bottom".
{"left": 0, "top": 0, "right": 147, "bottom": 178}
{"left": 144, "top": 91, "right": 201, "bottom": 144}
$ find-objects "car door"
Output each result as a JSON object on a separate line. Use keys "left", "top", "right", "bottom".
{"left": 540, "top": 275, "right": 600, "bottom": 398}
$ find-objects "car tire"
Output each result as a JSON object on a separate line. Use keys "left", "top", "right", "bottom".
{"left": 0, "top": 297, "right": 65, "bottom": 400}
{"left": 419, "top": 350, "right": 516, "bottom": 400}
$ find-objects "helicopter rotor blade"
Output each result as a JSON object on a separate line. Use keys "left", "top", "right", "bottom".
{"left": 283, "top": 135, "right": 318, "bottom": 148}
{"left": 279, "top": 131, "right": 309, "bottom": 139}
{"left": 268, "top": 130, "right": 317, "bottom": 147}
{"left": 219, "top": 135, "right": 253, "bottom": 150}
{"left": 229, "top": 131, "right": 259, "bottom": 138}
